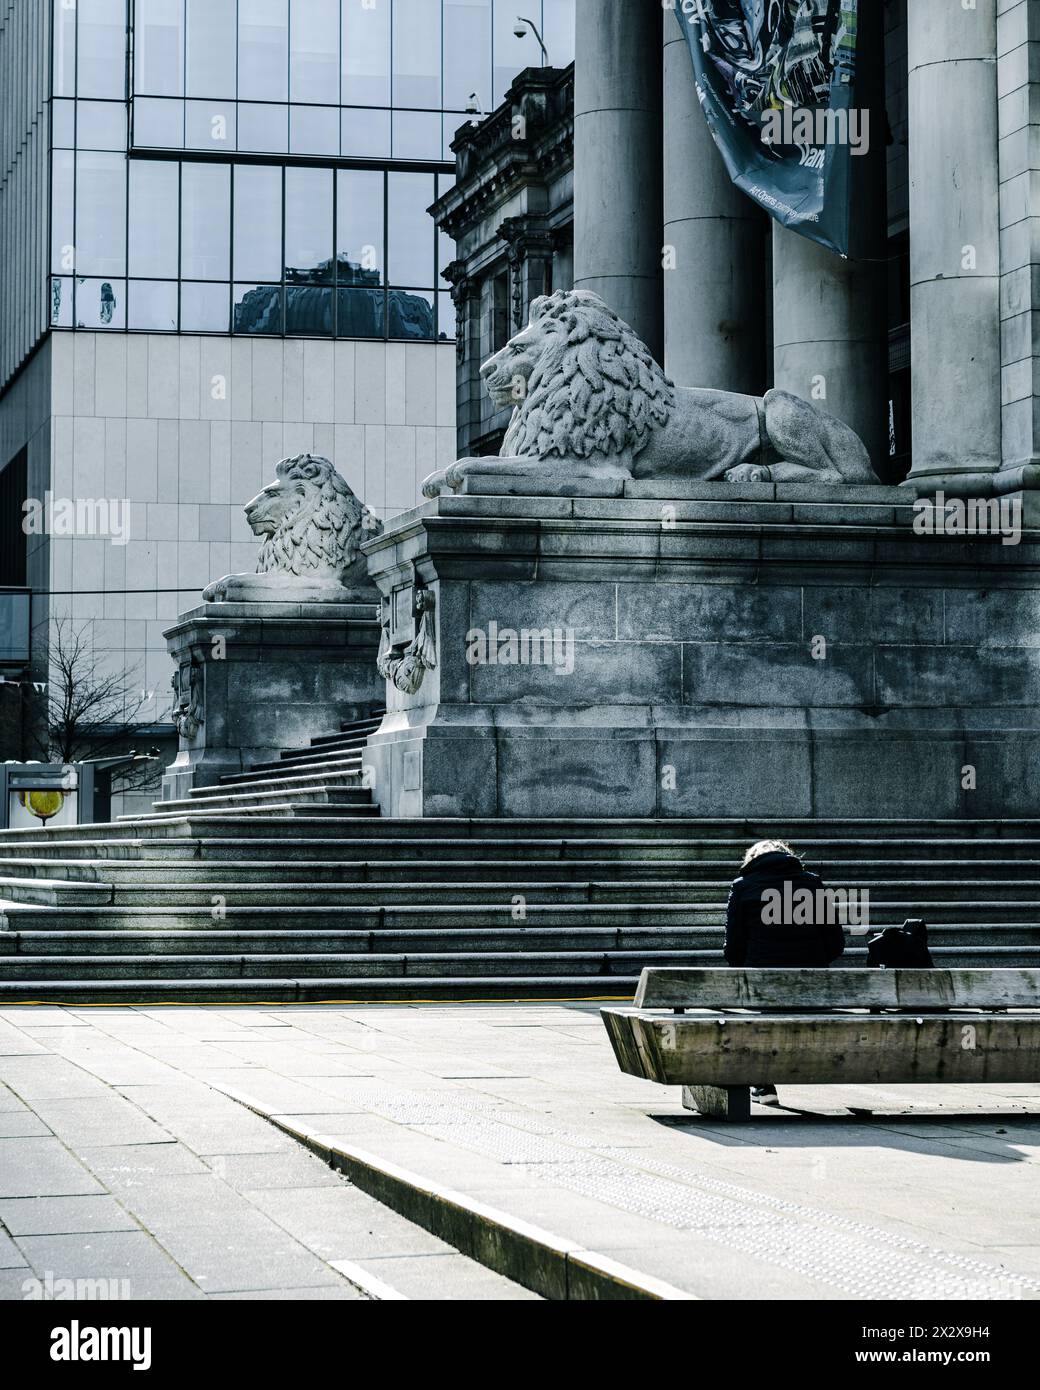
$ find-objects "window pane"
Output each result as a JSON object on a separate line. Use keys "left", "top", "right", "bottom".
{"left": 392, "top": 110, "right": 441, "bottom": 161}
{"left": 337, "top": 169, "right": 383, "bottom": 285}
{"left": 234, "top": 283, "right": 283, "bottom": 333}
{"left": 337, "top": 287, "right": 385, "bottom": 339}
{"left": 182, "top": 281, "right": 229, "bottom": 331}
{"left": 285, "top": 167, "right": 333, "bottom": 285}
{"left": 51, "top": 277, "right": 74, "bottom": 327}
{"left": 340, "top": 107, "right": 390, "bottom": 159}
{"left": 129, "top": 280, "right": 179, "bottom": 330}
{"left": 76, "top": 100, "right": 127, "bottom": 150}
{"left": 185, "top": 101, "right": 236, "bottom": 151}
{"left": 443, "top": 0, "right": 492, "bottom": 113}
{"left": 53, "top": 0, "right": 77, "bottom": 98}
{"left": 387, "top": 172, "right": 434, "bottom": 286}
{"left": 233, "top": 165, "right": 282, "bottom": 281}
{"left": 182, "top": 163, "right": 230, "bottom": 278}
{"left": 133, "top": 97, "right": 184, "bottom": 147}
{"left": 393, "top": 0, "right": 441, "bottom": 109}
{"left": 78, "top": 0, "right": 126, "bottom": 99}
{"left": 388, "top": 288, "right": 435, "bottom": 340}
{"left": 239, "top": 0, "right": 288, "bottom": 102}
{"left": 493, "top": 0, "right": 542, "bottom": 104}
{"left": 135, "top": 0, "right": 183, "bottom": 96}
{"left": 76, "top": 277, "right": 126, "bottom": 329}
{"left": 290, "top": 105, "right": 339, "bottom": 157}
{"left": 437, "top": 289, "right": 455, "bottom": 341}
{"left": 186, "top": 0, "right": 236, "bottom": 98}
{"left": 239, "top": 102, "right": 288, "bottom": 153}
{"left": 290, "top": 0, "right": 339, "bottom": 104}
{"left": 129, "top": 161, "right": 179, "bottom": 277}
{"left": 51, "top": 150, "right": 75, "bottom": 274}
{"left": 342, "top": 0, "right": 390, "bottom": 106}
{"left": 75, "top": 151, "right": 127, "bottom": 276}
{"left": 53, "top": 99, "right": 75, "bottom": 147}
{"left": 285, "top": 286, "right": 334, "bottom": 335}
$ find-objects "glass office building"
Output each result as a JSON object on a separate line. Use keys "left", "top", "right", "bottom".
{"left": 0, "top": 0, "right": 575, "bottom": 787}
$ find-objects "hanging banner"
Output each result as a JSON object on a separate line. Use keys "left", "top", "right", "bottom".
{"left": 673, "top": 1, "right": 866, "bottom": 258}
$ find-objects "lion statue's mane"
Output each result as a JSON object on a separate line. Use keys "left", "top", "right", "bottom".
{"left": 254, "top": 453, "right": 373, "bottom": 584}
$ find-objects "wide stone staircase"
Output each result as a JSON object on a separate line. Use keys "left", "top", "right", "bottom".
{"left": 0, "top": 715, "right": 1037, "bottom": 1002}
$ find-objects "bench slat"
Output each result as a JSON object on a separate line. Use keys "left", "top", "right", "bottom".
{"left": 633, "top": 967, "right": 1040, "bottom": 1012}
{"left": 602, "top": 1008, "right": 1040, "bottom": 1087}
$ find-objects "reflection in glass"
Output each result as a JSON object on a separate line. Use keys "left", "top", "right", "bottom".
{"left": 239, "top": 0, "right": 289, "bottom": 103}
{"left": 130, "top": 162, "right": 179, "bottom": 277}
{"left": 51, "top": 278, "right": 74, "bottom": 328}
{"left": 181, "top": 163, "right": 231, "bottom": 279}
{"left": 129, "top": 280, "right": 179, "bottom": 331}
{"left": 285, "top": 286, "right": 334, "bottom": 336}
{"left": 388, "top": 289, "right": 435, "bottom": 340}
{"left": 186, "top": 0, "right": 237, "bottom": 99}
{"left": 133, "top": 97, "right": 185, "bottom": 147}
{"left": 340, "top": 108, "right": 391, "bottom": 160}
{"left": 76, "top": 101, "right": 127, "bottom": 150}
{"left": 234, "top": 284, "right": 283, "bottom": 334}
{"left": 239, "top": 102, "right": 288, "bottom": 153}
{"left": 181, "top": 281, "right": 230, "bottom": 332}
{"left": 290, "top": 106, "right": 340, "bottom": 157}
{"left": 76, "top": 278, "right": 126, "bottom": 329}
{"left": 234, "top": 166, "right": 282, "bottom": 281}
{"left": 542, "top": 0, "right": 577, "bottom": 73}
{"left": 387, "top": 173, "right": 435, "bottom": 287}
{"left": 393, "top": 0, "right": 441, "bottom": 109}
{"left": 52, "top": 99, "right": 75, "bottom": 148}
{"left": 337, "top": 288, "right": 385, "bottom": 339}
{"left": 438, "top": 289, "right": 456, "bottom": 341}
{"left": 53, "top": 0, "right": 77, "bottom": 97}
{"left": 392, "top": 111, "right": 442, "bottom": 161}
{"left": 290, "top": 0, "right": 339, "bottom": 105}
{"left": 51, "top": 150, "right": 75, "bottom": 275}
{"left": 285, "top": 168, "right": 333, "bottom": 284}
{"left": 75, "top": 151, "right": 127, "bottom": 276}
{"left": 443, "top": 0, "right": 492, "bottom": 113}
{"left": 336, "top": 169, "right": 384, "bottom": 285}
{"left": 342, "top": 0, "right": 390, "bottom": 107}
{"left": 135, "top": 0, "right": 184, "bottom": 96}
{"left": 77, "top": 0, "right": 127, "bottom": 100}
{"left": 185, "top": 101, "right": 236, "bottom": 151}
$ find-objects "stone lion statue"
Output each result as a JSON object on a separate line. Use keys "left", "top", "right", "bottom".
{"left": 203, "top": 454, "right": 382, "bottom": 602}
{"left": 422, "top": 290, "right": 878, "bottom": 497}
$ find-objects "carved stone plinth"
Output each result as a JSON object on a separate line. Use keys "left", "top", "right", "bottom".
{"left": 161, "top": 599, "right": 382, "bottom": 802}
{"left": 361, "top": 485, "right": 1040, "bottom": 820}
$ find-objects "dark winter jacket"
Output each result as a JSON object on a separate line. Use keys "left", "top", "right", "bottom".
{"left": 723, "top": 850, "right": 846, "bottom": 968}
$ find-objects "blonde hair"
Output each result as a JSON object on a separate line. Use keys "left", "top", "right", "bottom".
{"left": 742, "top": 839, "right": 795, "bottom": 868}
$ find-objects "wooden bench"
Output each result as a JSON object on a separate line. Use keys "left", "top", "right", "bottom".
{"left": 601, "top": 967, "right": 1040, "bottom": 1120}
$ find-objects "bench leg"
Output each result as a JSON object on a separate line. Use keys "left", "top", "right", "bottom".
{"left": 682, "top": 1085, "right": 751, "bottom": 1121}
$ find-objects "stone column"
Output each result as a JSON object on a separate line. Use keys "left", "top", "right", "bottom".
{"left": 905, "top": 0, "right": 1000, "bottom": 495}
{"left": 573, "top": 0, "right": 663, "bottom": 360}
{"left": 772, "top": 3, "right": 888, "bottom": 472}
{"left": 995, "top": 0, "right": 1040, "bottom": 492}
{"left": 662, "top": 7, "right": 765, "bottom": 393}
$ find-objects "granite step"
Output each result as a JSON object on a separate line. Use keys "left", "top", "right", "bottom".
{"left": 219, "top": 755, "right": 364, "bottom": 785}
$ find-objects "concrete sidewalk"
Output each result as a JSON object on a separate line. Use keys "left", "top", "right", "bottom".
{"left": 1, "top": 1001, "right": 1038, "bottom": 1300}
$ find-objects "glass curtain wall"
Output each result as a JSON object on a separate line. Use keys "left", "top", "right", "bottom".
{"left": 49, "top": 0, "right": 576, "bottom": 340}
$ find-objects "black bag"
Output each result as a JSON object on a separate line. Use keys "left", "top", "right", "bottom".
{"left": 867, "top": 918, "right": 934, "bottom": 968}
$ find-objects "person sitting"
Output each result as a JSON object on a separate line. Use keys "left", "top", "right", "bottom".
{"left": 724, "top": 839, "right": 846, "bottom": 1107}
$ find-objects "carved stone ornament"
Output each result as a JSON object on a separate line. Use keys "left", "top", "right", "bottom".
{"left": 171, "top": 658, "right": 204, "bottom": 741}
{"left": 376, "top": 587, "right": 437, "bottom": 696}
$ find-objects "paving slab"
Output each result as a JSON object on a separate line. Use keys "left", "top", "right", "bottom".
{"left": 0, "top": 1195, "right": 138, "bottom": 1236}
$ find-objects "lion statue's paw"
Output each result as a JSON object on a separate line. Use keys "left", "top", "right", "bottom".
{"left": 725, "top": 463, "right": 772, "bottom": 484}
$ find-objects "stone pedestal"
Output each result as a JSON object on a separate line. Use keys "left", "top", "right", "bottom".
{"left": 363, "top": 486, "right": 1040, "bottom": 820}
{"left": 161, "top": 599, "right": 382, "bottom": 802}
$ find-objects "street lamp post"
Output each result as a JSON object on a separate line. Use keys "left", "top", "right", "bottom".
{"left": 513, "top": 15, "right": 549, "bottom": 65}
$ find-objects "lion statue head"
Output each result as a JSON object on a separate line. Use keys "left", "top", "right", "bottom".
{"left": 202, "top": 454, "right": 381, "bottom": 602}
{"left": 244, "top": 453, "right": 380, "bottom": 589}
{"left": 482, "top": 289, "right": 675, "bottom": 463}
